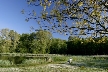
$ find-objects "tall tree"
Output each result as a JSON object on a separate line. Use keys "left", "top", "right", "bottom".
{"left": 0, "top": 29, "right": 20, "bottom": 53}
{"left": 16, "top": 33, "right": 30, "bottom": 53}
{"left": 50, "top": 38, "right": 67, "bottom": 54}
{"left": 16, "top": 30, "right": 52, "bottom": 53}
{"left": 23, "top": 0, "right": 108, "bottom": 37}
{"left": 0, "top": 28, "right": 10, "bottom": 40}
{"left": 8, "top": 30, "right": 20, "bottom": 53}
{"left": 0, "top": 28, "right": 11, "bottom": 52}
{"left": 31, "top": 30, "right": 52, "bottom": 53}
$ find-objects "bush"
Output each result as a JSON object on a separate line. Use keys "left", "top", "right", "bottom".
{"left": 22, "top": 58, "right": 46, "bottom": 65}
{"left": 0, "top": 60, "right": 12, "bottom": 66}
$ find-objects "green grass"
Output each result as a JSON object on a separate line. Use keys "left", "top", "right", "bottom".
{"left": 0, "top": 53, "right": 108, "bottom": 72}
{"left": 22, "top": 58, "right": 47, "bottom": 65}
{"left": 0, "top": 60, "right": 12, "bottom": 66}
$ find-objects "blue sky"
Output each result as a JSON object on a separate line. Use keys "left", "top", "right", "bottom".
{"left": 0, "top": 0, "right": 69, "bottom": 40}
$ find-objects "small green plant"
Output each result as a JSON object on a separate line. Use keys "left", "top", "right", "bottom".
{"left": 52, "top": 56, "right": 67, "bottom": 62}
{"left": 0, "top": 60, "right": 12, "bottom": 66}
{"left": 22, "top": 58, "right": 46, "bottom": 65}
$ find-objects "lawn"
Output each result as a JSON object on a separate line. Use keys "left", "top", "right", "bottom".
{"left": 0, "top": 53, "right": 108, "bottom": 72}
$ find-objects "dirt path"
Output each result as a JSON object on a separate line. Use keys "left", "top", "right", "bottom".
{"left": 47, "top": 63, "right": 78, "bottom": 69}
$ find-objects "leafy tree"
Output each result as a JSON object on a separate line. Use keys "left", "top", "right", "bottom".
{"left": 23, "top": 0, "right": 108, "bottom": 37}
{"left": 0, "top": 28, "right": 11, "bottom": 53}
{"left": 16, "top": 30, "right": 52, "bottom": 53}
{"left": 0, "top": 28, "right": 20, "bottom": 53}
{"left": 8, "top": 30, "right": 20, "bottom": 53}
{"left": 31, "top": 30, "right": 52, "bottom": 53}
{"left": 16, "top": 33, "right": 30, "bottom": 53}
{"left": 50, "top": 38, "right": 67, "bottom": 54}
{"left": 68, "top": 36, "right": 75, "bottom": 41}
{"left": 0, "top": 28, "right": 10, "bottom": 40}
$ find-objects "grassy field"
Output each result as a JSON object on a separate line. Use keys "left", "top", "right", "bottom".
{"left": 0, "top": 53, "right": 108, "bottom": 72}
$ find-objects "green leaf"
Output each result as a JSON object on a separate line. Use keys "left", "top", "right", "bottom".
{"left": 78, "top": 2, "right": 83, "bottom": 7}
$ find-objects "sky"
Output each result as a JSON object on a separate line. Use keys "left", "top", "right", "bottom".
{"left": 0, "top": 0, "right": 69, "bottom": 40}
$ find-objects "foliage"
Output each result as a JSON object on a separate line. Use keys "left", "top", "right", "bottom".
{"left": 67, "top": 36, "right": 108, "bottom": 55}
{"left": 22, "top": 58, "right": 46, "bottom": 65}
{"left": 52, "top": 56, "right": 68, "bottom": 62}
{"left": 16, "top": 30, "right": 52, "bottom": 54}
{"left": 32, "top": 30, "right": 52, "bottom": 53}
{"left": 0, "top": 28, "right": 20, "bottom": 53}
{"left": 0, "top": 60, "right": 12, "bottom": 66}
{"left": 49, "top": 38, "right": 67, "bottom": 54}
{"left": 16, "top": 33, "right": 31, "bottom": 53}
{"left": 9, "top": 30, "right": 20, "bottom": 52}
{"left": 1, "top": 28, "right": 108, "bottom": 55}
{"left": 23, "top": 0, "right": 108, "bottom": 37}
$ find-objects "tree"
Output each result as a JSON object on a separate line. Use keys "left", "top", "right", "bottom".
{"left": 0, "top": 28, "right": 20, "bottom": 53}
{"left": 16, "top": 33, "right": 30, "bottom": 53}
{"left": 23, "top": 0, "right": 108, "bottom": 37}
{"left": 31, "top": 30, "right": 52, "bottom": 53}
{"left": 68, "top": 36, "right": 74, "bottom": 41}
{"left": 8, "top": 30, "right": 20, "bottom": 53}
{"left": 16, "top": 30, "right": 52, "bottom": 53}
{"left": 0, "top": 28, "right": 11, "bottom": 52}
{"left": 49, "top": 38, "right": 67, "bottom": 54}
{"left": 0, "top": 28, "right": 10, "bottom": 40}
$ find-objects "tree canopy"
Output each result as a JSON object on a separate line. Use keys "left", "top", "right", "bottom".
{"left": 0, "top": 28, "right": 20, "bottom": 53}
{"left": 0, "top": 28, "right": 108, "bottom": 54}
{"left": 22, "top": 0, "right": 108, "bottom": 38}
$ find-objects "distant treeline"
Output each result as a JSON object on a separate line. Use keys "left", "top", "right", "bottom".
{"left": 67, "top": 36, "right": 108, "bottom": 55}
{"left": 0, "top": 28, "right": 108, "bottom": 55}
